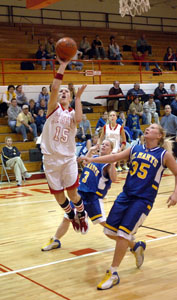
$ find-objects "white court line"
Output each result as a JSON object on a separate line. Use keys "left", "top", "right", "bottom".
{"left": 0, "top": 200, "right": 55, "bottom": 206}
{"left": 0, "top": 233, "right": 177, "bottom": 278}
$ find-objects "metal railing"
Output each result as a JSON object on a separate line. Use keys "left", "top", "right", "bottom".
{"left": 0, "top": 5, "right": 177, "bottom": 33}
{"left": 0, "top": 58, "right": 176, "bottom": 86}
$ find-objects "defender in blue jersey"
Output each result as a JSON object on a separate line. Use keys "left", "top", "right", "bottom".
{"left": 83, "top": 124, "right": 177, "bottom": 290}
{"left": 41, "top": 139, "right": 117, "bottom": 251}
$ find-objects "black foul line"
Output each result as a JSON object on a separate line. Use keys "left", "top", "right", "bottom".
{"left": 141, "top": 225, "right": 176, "bottom": 235}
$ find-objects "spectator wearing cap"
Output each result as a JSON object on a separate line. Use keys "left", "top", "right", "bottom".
{"left": 16, "top": 104, "right": 38, "bottom": 142}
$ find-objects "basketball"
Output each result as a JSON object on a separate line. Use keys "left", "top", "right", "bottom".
{"left": 55, "top": 37, "right": 77, "bottom": 62}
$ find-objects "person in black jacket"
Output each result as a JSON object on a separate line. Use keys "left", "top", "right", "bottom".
{"left": 2, "top": 137, "right": 31, "bottom": 186}
{"left": 154, "top": 82, "right": 168, "bottom": 115}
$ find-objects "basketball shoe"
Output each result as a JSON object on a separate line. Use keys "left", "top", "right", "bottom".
{"left": 130, "top": 240, "right": 146, "bottom": 268}
{"left": 79, "top": 211, "right": 89, "bottom": 234}
{"left": 70, "top": 211, "right": 80, "bottom": 233}
{"left": 41, "top": 238, "right": 61, "bottom": 251}
{"left": 97, "top": 270, "right": 120, "bottom": 290}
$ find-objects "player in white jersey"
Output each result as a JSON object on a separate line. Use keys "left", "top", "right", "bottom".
{"left": 41, "top": 59, "right": 88, "bottom": 234}
{"left": 99, "top": 110, "right": 128, "bottom": 171}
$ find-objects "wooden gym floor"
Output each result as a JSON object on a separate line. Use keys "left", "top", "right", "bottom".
{"left": 0, "top": 169, "right": 177, "bottom": 300}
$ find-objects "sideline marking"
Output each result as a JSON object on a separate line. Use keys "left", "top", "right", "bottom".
{"left": 0, "top": 233, "right": 177, "bottom": 278}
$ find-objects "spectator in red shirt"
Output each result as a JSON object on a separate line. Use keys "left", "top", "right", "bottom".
{"left": 132, "top": 51, "right": 160, "bottom": 71}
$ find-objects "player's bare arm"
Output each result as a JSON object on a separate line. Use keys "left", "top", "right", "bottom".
{"left": 75, "top": 85, "right": 87, "bottom": 123}
{"left": 83, "top": 147, "right": 131, "bottom": 164}
{"left": 47, "top": 60, "right": 69, "bottom": 116}
{"left": 164, "top": 151, "right": 177, "bottom": 207}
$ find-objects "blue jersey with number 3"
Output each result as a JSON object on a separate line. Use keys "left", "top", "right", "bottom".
{"left": 123, "top": 144, "right": 166, "bottom": 203}
{"left": 78, "top": 158, "right": 112, "bottom": 198}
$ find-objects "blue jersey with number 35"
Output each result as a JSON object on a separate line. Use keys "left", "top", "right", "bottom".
{"left": 123, "top": 144, "right": 166, "bottom": 203}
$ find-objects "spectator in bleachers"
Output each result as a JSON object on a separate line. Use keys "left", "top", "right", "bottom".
{"left": 136, "top": 33, "right": 152, "bottom": 55}
{"left": 129, "top": 96, "right": 147, "bottom": 124}
{"left": 143, "top": 95, "right": 159, "bottom": 124}
{"left": 116, "top": 111, "right": 126, "bottom": 127}
{"left": 132, "top": 50, "right": 160, "bottom": 71}
{"left": 95, "top": 111, "right": 109, "bottom": 133}
{"left": 167, "top": 84, "right": 177, "bottom": 104}
{"left": 37, "top": 87, "right": 50, "bottom": 108}
{"left": 91, "top": 35, "right": 106, "bottom": 60}
{"left": 68, "top": 82, "right": 76, "bottom": 109}
{"left": 171, "top": 94, "right": 177, "bottom": 116}
{"left": 160, "top": 105, "right": 177, "bottom": 158}
{"left": 154, "top": 82, "right": 168, "bottom": 115}
{"left": 7, "top": 98, "right": 21, "bottom": 132}
{"left": 126, "top": 107, "right": 143, "bottom": 140}
{"left": 126, "top": 83, "right": 146, "bottom": 110}
{"left": 108, "top": 36, "right": 123, "bottom": 65}
{"left": 67, "top": 50, "right": 83, "bottom": 71}
{"left": 108, "top": 81, "right": 124, "bottom": 111}
{"left": 163, "top": 47, "right": 176, "bottom": 71}
{"left": 15, "top": 85, "right": 28, "bottom": 108}
{"left": 28, "top": 99, "right": 38, "bottom": 119}
{"left": 2, "top": 136, "right": 31, "bottom": 186}
{"left": 37, "top": 98, "right": 48, "bottom": 114}
{"left": 0, "top": 85, "right": 16, "bottom": 116}
{"left": 35, "top": 44, "right": 53, "bottom": 70}
{"left": 76, "top": 114, "right": 92, "bottom": 142}
{"left": 35, "top": 108, "right": 46, "bottom": 134}
{"left": 45, "top": 37, "right": 56, "bottom": 65}
{"left": 16, "top": 104, "right": 38, "bottom": 142}
{"left": 79, "top": 36, "right": 92, "bottom": 59}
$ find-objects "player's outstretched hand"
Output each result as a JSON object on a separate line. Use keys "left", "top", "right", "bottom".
{"left": 80, "top": 156, "right": 92, "bottom": 164}
{"left": 167, "top": 193, "right": 177, "bottom": 208}
{"left": 57, "top": 56, "right": 70, "bottom": 67}
{"left": 76, "top": 85, "right": 87, "bottom": 99}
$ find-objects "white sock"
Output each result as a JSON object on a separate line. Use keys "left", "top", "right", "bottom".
{"left": 110, "top": 266, "right": 117, "bottom": 274}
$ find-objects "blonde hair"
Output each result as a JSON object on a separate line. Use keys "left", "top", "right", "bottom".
{"left": 157, "top": 124, "right": 172, "bottom": 154}
{"left": 5, "top": 136, "right": 12, "bottom": 143}
{"left": 103, "top": 139, "right": 114, "bottom": 151}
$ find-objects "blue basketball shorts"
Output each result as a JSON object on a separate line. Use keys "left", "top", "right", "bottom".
{"left": 104, "top": 191, "right": 152, "bottom": 241}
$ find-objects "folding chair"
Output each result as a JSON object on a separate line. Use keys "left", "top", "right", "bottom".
{"left": 0, "top": 154, "right": 14, "bottom": 183}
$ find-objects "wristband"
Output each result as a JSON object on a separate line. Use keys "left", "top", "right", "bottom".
{"left": 121, "top": 141, "right": 126, "bottom": 145}
{"left": 55, "top": 73, "right": 63, "bottom": 80}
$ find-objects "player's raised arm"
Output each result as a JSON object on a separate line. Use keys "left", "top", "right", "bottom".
{"left": 75, "top": 85, "right": 87, "bottom": 124}
{"left": 47, "top": 60, "right": 68, "bottom": 116}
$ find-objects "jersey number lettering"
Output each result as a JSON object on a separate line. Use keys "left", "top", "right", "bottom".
{"left": 53, "top": 126, "right": 69, "bottom": 143}
{"left": 82, "top": 171, "right": 89, "bottom": 183}
{"left": 130, "top": 161, "right": 150, "bottom": 179}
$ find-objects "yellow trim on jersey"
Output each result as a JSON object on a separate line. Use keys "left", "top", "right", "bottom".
{"left": 105, "top": 223, "right": 118, "bottom": 233}
{"left": 147, "top": 205, "right": 151, "bottom": 210}
{"left": 152, "top": 184, "right": 158, "bottom": 190}
{"left": 90, "top": 214, "right": 102, "bottom": 221}
{"left": 119, "top": 225, "right": 131, "bottom": 234}
{"left": 96, "top": 191, "right": 103, "bottom": 196}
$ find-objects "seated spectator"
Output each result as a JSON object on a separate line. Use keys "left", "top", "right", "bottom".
{"left": 76, "top": 114, "right": 92, "bottom": 142}
{"left": 129, "top": 96, "right": 147, "bottom": 124}
{"left": 15, "top": 85, "right": 28, "bottom": 107}
{"left": 126, "top": 83, "right": 146, "bottom": 110}
{"left": 132, "top": 51, "right": 160, "bottom": 71}
{"left": 37, "top": 98, "right": 48, "bottom": 114}
{"left": 171, "top": 94, "right": 177, "bottom": 116}
{"left": 79, "top": 36, "right": 92, "bottom": 59}
{"left": 37, "top": 86, "right": 50, "bottom": 108}
{"left": 68, "top": 82, "right": 76, "bottom": 109}
{"left": 0, "top": 85, "right": 16, "bottom": 116}
{"left": 35, "top": 44, "right": 53, "bottom": 70}
{"left": 45, "top": 37, "right": 56, "bottom": 63}
{"left": 136, "top": 33, "right": 152, "bottom": 55}
{"left": 7, "top": 98, "right": 21, "bottom": 132}
{"left": 108, "top": 81, "right": 124, "bottom": 111}
{"left": 168, "top": 84, "right": 177, "bottom": 103}
{"left": 154, "top": 82, "right": 168, "bottom": 114}
{"left": 2, "top": 136, "right": 31, "bottom": 186}
{"left": 108, "top": 36, "right": 123, "bottom": 65}
{"left": 16, "top": 104, "right": 38, "bottom": 142}
{"left": 67, "top": 50, "right": 83, "bottom": 71}
{"left": 35, "top": 109, "right": 46, "bottom": 133}
{"left": 91, "top": 35, "right": 106, "bottom": 59}
{"left": 143, "top": 95, "right": 159, "bottom": 124}
{"left": 29, "top": 99, "right": 38, "bottom": 119}
{"left": 95, "top": 111, "right": 109, "bottom": 133}
{"left": 116, "top": 111, "right": 126, "bottom": 126}
{"left": 163, "top": 47, "right": 176, "bottom": 71}
{"left": 160, "top": 105, "right": 177, "bottom": 158}
{"left": 126, "top": 107, "right": 143, "bottom": 140}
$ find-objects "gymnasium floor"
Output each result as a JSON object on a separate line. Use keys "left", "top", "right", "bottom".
{"left": 0, "top": 169, "right": 177, "bottom": 300}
